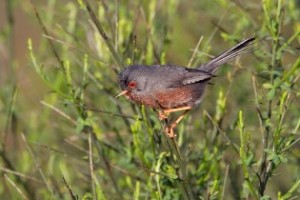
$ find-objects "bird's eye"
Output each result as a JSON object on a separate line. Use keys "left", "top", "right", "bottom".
{"left": 128, "top": 81, "right": 137, "bottom": 88}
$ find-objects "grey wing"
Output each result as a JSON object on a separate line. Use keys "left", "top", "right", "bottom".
{"left": 181, "top": 68, "right": 213, "bottom": 85}
{"left": 161, "top": 66, "right": 213, "bottom": 88}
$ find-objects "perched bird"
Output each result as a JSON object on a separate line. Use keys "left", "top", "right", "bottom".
{"left": 116, "top": 37, "right": 255, "bottom": 137}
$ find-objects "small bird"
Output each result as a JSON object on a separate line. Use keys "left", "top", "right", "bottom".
{"left": 116, "top": 37, "right": 255, "bottom": 137}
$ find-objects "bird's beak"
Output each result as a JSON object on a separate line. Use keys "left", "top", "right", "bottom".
{"left": 115, "top": 90, "right": 128, "bottom": 98}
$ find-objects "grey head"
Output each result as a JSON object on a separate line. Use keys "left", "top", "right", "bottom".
{"left": 117, "top": 65, "right": 151, "bottom": 94}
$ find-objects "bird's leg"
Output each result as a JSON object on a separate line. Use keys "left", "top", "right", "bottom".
{"left": 164, "top": 109, "right": 191, "bottom": 138}
{"left": 158, "top": 106, "right": 192, "bottom": 121}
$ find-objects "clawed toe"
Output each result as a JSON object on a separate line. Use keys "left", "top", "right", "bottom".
{"left": 164, "top": 124, "right": 177, "bottom": 138}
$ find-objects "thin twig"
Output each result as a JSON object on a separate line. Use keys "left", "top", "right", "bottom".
{"left": 204, "top": 110, "right": 239, "bottom": 153}
{"left": 87, "top": 127, "right": 124, "bottom": 198}
{"left": 4, "top": 174, "right": 29, "bottom": 200}
{"left": 20, "top": 132, "right": 54, "bottom": 195}
{"left": 221, "top": 165, "right": 230, "bottom": 200}
{"left": 88, "top": 133, "right": 96, "bottom": 199}
{"left": 162, "top": 119, "right": 195, "bottom": 200}
{"left": 5, "top": 0, "right": 15, "bottom": 79}
{"left": 40, "top": 101, "right": 77, "bottom": 125}
{"left": 187, "top": 36, "right": 203, "bottom": 67}
{"left": 252, "top": 75, "right": 264, "bottom": 135}
{"left": 83, "top": 0, "right": 123, "bottom": 69}
{"left": 0, "top": 167, "right": 43, "bottom": 184}
{"left": 61, "top": 101, "right": 143, "bottom": 121}
{"left": 43, "top": 34, "right": 105, "bottom": 63}
{"left": 259, "top": 0, "right": 283, "bottom": 195}
{"left": 63, "top": 177, "right": 78, "bottom": 200}
{"left": 30, "top": 0, "right": 66, "bottom": 75}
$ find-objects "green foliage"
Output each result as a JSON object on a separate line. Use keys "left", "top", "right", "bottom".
{"left": 0, "top": 0, "right": 300, "bottom": 199}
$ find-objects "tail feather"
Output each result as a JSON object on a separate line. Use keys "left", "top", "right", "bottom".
{"left": 199, "top": 37, "right": 256, "bottom": 73}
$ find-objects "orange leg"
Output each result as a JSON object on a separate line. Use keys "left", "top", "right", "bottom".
{"left": 164, "top": 109, "right": 190, "bottom": 138}
{"left": 158, "top": 106, "right": 192, "bottom": 121}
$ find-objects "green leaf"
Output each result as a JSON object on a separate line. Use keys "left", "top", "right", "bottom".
{"left": 267, "top": 88, "right": 276, "bottom": 100}
{"left": 262, "top": 83, "right": 273, "bottom": 89}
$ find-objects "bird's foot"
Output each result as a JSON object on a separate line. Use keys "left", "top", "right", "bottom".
{"left": 164, "top": 124, "right": 177, "bottom": 138}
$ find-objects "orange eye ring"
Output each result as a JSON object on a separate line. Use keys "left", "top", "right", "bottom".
{"left": 128, "top": 81, "right": 137, "bottom": 88}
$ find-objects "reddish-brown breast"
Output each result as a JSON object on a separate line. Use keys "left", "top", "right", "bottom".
{"left": 125, "top": 84, "right": 203, "bottom": 110}
{"left": 152, "top": 86, "right": 197, "bottom": 109}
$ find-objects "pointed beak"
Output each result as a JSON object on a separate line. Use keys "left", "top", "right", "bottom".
{"left": 115, "top": 90, "right": 128, "bottom": 98}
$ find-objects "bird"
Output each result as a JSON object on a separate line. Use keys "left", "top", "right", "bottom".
{"left": 116, "top": 37, "right": 256, "bottom": 137}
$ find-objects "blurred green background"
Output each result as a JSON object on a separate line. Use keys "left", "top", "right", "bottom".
{"left": 0, "top": 0, "right": 300, "bottom": 199}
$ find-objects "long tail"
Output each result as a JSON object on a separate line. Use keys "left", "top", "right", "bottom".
{"left": 199, "top": 37, "right": 256, "bottom": 73}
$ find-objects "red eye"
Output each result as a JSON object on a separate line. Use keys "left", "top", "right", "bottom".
{"left": 128, "top": 81, "right": 137, "bottom": 88}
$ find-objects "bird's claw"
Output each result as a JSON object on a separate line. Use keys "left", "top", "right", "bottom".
{"left": 164, "top": 124, "right": 177, "bottom": 138}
